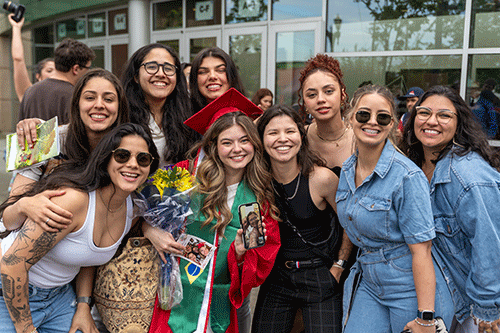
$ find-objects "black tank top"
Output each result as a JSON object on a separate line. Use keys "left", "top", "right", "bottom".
{"left": 273, "top": 173, "right": 335, "bottom": 260}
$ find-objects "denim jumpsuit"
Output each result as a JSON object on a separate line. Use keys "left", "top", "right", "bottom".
{"left": 430, "top": 148, "right": 500, "bottom": 324}
{"left": 336, "top": 141, "right": 454, "bottom": 333}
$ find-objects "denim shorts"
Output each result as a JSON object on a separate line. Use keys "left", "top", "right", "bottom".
{"left": 0, "top": 280, "right": 80, "bottom": 333}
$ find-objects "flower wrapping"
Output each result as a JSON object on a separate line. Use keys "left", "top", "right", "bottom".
{"left": 134, "top": 165, "right": 196, "bottom": 310}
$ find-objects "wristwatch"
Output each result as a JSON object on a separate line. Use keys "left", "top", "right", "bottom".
{"left": 333, "top": 259, "right": 348, "bottom": 269}
{"left": 76, "top": 296, "right": 95, "bottom": 308}
{"left": 417, "top": 310, "right": 435, "bottom": 321}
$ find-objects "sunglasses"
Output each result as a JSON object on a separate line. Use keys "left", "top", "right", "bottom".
{"left": 112, "top": 148, "right": 154, "bottom": 167}
{"left": 355, "top": 110, "right": 393, "bottom": 126}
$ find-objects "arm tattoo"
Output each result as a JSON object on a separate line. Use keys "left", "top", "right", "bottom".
{"left": 1, "top": 273, "right": 30, "bottom": 325}
{"left": 26, "top": 231, "right": 58, "bottom": 265}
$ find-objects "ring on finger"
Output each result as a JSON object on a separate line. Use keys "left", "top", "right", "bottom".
{"left": 46, "top": 218, "right": 50, "bottom": 224}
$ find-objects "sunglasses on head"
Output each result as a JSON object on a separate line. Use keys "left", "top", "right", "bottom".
{"left": 355, "top": 110, "right": 393, "bottom": 126}
{"left": 112, "top": 148, "right": 154, "bottom": 167}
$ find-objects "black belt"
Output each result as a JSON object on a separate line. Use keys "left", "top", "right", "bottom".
{"left": 284, "top": 258, "right": 324, "bottom": 270}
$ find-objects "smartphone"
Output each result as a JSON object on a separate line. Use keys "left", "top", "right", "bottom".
{"left": 238, "top": 202, "right": 265, "bottom": 249}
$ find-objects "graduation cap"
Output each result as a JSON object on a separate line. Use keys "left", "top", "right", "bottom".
{"left": 184, "top": 88, "right": 261, "bottom": 135}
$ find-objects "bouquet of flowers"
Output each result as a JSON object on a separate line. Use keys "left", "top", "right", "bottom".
{"left": 134, "top": 165, "right": 196, "bottom": 310}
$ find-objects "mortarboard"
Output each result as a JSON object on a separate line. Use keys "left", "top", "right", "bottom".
{"left": 184, "top": 88, "right": 261, "bottom": 135}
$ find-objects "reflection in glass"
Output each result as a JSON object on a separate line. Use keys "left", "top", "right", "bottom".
{"left": 153, "top": 1, "right": 183, "bottom": 30}
{"left": 275, "top": 30, "right": 315, "bottom": 106}
{"left": 92, "top": 46, "right": 105, "bottom": 70}
{"left": 229, "top": 34, "right": 262, "bottom": 98}
{"left": 226, "top": 0, "right": 267, "bottom": 24}
{"left": 56, "top": 17, "right": 86, "bottom": 42}
{"left": 186, "top": 0, "right": 222, "bottom": 27}
{"left": 272, "top": 0, "right": 321, "bottom": 20}
{"left": 158, "top": 40, "right": 180, "bottom": 55}
{"left": 326, "top": 0, "right": 464, "bottom": 52}
{"left": 470, "top": 2, "right": 500, "bottom": 48}
{"left": 88, "top": 13, "right": 106, "bottom": 38}
{"left": 466, "top": 54, "right": 500, "bottom": 107}
{"left": 190, "top": 37, "right": 217, "bottom": 61}
{"left": 337, "top": 55, "right": 461, "bottom": 101}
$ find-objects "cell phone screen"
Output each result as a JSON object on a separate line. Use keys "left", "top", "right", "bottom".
{"left": 238, "top": 202, "right": 265, "bottom": 249}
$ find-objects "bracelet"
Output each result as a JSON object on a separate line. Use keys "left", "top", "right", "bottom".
{"left": 332, "top": 264, "right": 345, "bottom": 270}
{"left": 414, "top": 318, "right": 436, "bottom": 327}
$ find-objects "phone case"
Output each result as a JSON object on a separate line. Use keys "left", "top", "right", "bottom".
{"left": 238, "top": 202, "right": 266, "bottom": 250}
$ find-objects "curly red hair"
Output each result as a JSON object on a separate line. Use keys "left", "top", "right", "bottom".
{"left": 298, "top": 54, "right": 348, "bottom": 116}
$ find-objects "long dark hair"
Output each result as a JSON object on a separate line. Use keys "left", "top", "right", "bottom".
{"left": 121, "top": 43, "right": 199, "bottom": 163}
{"left": 0, "top": 124, "right": 159, "bottom": 226}
{"left": 400, "top": 85, "right": 500, "bottom": 170}
{"left": 251, "top": 88, "right": 273, "bottom": 105}
{"left": 65, "top": 68, "right": 130, "bottom": 164}
{"left": 189, "top": 47, "right": 246, "bottom": 113}
{"left": 256, "top": 104, "right": 326, "bottom": 177}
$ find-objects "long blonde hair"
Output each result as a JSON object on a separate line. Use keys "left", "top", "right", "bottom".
{"left": 189, "top": 112, "right": 279, "bottom": 233}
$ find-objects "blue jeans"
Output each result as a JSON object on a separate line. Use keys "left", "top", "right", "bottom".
{"left": 0, "top": 281, "right": 80, "bottom": 333}
{"left": 343, "top": 245, "right": 454, "bottom": 333}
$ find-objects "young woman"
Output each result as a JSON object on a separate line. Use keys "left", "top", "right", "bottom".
{"left": 4, "top": 68, "right": 130, "bottom": 233}
{"left": 401, "top": 85, "right": 500, "bottom": 333}
{"left": 0, "top": 123, "right": 159, "bottom": 333}
{"left": 121, "top": 43, "right": 200, "bottom": 166}
{"left": 253, "top": 104, "right": 351, "bottom": 333}
{"left": 252, "top": 88, "right": 273, "bottom": 113}
{"left": 147, "top": 90, "right": 280, "bottom": 333}
{"left": 8, "top": 14, "right": 56, "bottom": 102}
{"left": 299, "top": 54, "right": 355, "bottom": 176}
{"left": 189, "top": 47, "right": 246, "bottom": 114}
{"left": 336, "top": 85, "right": 454, "bottom": 333}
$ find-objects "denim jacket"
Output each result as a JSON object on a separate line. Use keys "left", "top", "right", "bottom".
{"left": 336, "top": 141, "right": 435, "bottom": 250}
{"left": 430, "top": 147, "right": 500, "bottom": 323}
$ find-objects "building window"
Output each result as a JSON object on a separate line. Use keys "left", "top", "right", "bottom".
{"left": 186, "top": 0, "right": 222, "bottom": 27}
{"left": 226, "top": 0, "right": 268, "bottom": 24}
{"left": 34, "top": 25, "right": 55, "bottom": 64}
{"left": 466, "top": 54, "right": 500, "bottom": 105}
{"left": 56, "top": 17, "right": 87, "bottom": 42}
{"left": 470, "top": 1, "right": 500, "bottom": 48}
{"left": 153, "top": 1, "right": 183, "bottom": 30}
{"left": 326, "top": 1, "right": 465, "bottom": 52}
{"left": 337, "top": 55, "right": 462, "bottom": 99}
{"left": 109, "top": 8, "right": 128, "bottom": 35}
{"left": 88, "top": 13, "right": 107, "bottom": 38}
{"left": 272, "top": 0, "right": 321, "bottom": 21}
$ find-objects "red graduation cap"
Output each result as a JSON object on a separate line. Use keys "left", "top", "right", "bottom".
{"left": 184, "top": 88, "right": 261, "bottom": 135}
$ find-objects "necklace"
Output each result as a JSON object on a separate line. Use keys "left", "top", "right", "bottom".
{"left": 316, "top": 125, "right": 348, "bottom": 146}
{"left": 286, "top": 172, "right": 301, "bottom": 200}
{"left": 98, "top": 189, "right": 125, "bottom": 213}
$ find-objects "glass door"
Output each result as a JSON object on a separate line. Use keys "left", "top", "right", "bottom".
{"left": 184, "top": 30, "right": 221, "bottom": 62}
{"left": 152, "top": 31, "right": 183, "bottom": 58}
{"left": 268, "top": 21, "right": 322, "bottom": 106}
{"left": 223, "top": 26, "right": 267, "bottom": 99}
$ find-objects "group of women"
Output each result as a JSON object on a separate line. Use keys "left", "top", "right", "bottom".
{"left": 0, "top": 38, "right": 499, "bottom": 333}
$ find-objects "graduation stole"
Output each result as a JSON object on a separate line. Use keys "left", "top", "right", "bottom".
{"left": 167, "top": 181, "right": 256, "bottom": 333}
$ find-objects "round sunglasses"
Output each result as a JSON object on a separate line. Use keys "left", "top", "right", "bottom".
{"left": 111, "top": 148, "right": 154, "bottom": 167}
{"left": 355, "top": 110, "right": 393, "bottom": 126}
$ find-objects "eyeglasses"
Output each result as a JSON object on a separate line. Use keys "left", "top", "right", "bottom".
{"left": 112, "top": 148, "right": 154, "bottom": 167}
{"left": 79, "top": 64, "right": 92, "bottom": 70}
{"left": 141, "top": 61, "right": 177, "bottom": 76}
{"left": 415, "top": 106, "right": 457, "bottom": 124}
{"left": 355, "top": 110, "right": 393, "bottom": 126}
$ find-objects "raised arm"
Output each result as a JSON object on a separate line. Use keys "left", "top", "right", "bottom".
{"left": 8, "top": 14, "right": 32, "bottom": 102}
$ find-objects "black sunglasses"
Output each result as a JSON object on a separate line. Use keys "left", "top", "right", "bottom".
{"left": 112, "top": 148, "right": 154, "bottom": 167}
{"left": 355, "top": 110, "right": 392, "bottom": 126}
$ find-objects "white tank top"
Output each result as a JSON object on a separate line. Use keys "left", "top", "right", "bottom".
{"left": 1, "top": 190, "right": 133, "bottom": 288}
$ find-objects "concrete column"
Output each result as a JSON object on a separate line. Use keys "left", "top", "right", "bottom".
{"left": 128, "top": 0, "right": 150, "bottom": 57}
